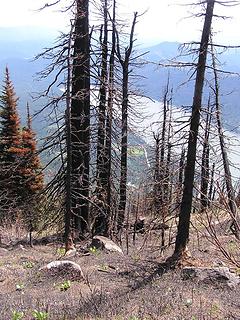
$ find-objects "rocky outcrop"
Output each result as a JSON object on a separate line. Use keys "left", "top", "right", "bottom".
{"left": 181, "top": 266, "right": 240, "bottom": 288}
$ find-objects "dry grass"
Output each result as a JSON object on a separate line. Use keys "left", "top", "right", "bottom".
{"left": 0, "top": 221, "right": 239, "bottom": 320}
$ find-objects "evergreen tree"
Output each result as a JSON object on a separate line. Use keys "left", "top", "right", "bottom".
{"left": 19, "top": 103, "right": 44, "bottom": 198}
{"left": 0, "top": 69, "right": 44, "bottom": 224}
{"left": 0, "top": 67, "right": 21, "bottom": 161}
{"left": 18, "top": 104, "right": 44, "bottom": 237}
{"left": 0, "top": 67, "right": 22, "bottom": 214}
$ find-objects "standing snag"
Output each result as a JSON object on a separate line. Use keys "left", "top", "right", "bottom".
{"left": 210, "top": 38, "right": 240, "bottom": 239}
{"left": 174, "top": 0, "right": 216, "bottom": 257}
{"left": 70, "top": 0, "right": 91, "bottom": 237}
{"left": 115, "top": 12, "right": 138, "bottom": 233}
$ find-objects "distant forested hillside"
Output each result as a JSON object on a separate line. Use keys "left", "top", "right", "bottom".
{"left": 140, "top": 42, "right": 240, "bottom": 131}
{"left": 1, "top": 29, "right": 240, "bottom": 132}
{"left": 0, "top": 27, "right": 57, "bottom": 131}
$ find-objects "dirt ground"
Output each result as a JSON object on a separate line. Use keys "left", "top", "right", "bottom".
{"left": 0, "top": 223, "right": 239, "bottom": 320}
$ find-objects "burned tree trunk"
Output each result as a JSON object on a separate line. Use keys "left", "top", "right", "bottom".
{"left": 116, "top": 12, "right": 138, "bottom": 232}
{"left": 94, "top": 0, "right": 109, "bottom": 235}
{"left": 174, "top": 0, "right": 215, "bottom": 256}
{"left": 159, "top": 84, "right": 169, "bottom": 208}
{"left": 105, "top": 0, "right": 116, "bottom": 233}
{"left": 164, "top": 99, "right": 173, "bottom": 207}
{"left": 208, "top": 162, "right": 215, "bottom": 206}
{"left": 200, "top": 100, "right": 212, "bottom": 212}
{"left": 153, "top": 132, "right": 161, "bottom": 215}
{"left": 210, "top": 40, "right": 240, "bottom": 239}
{"left": 71, "top": 0, "right": 91, "bottom": 237}
{"left": 64, "top": 23, "right": 74, "bottom": 246}
{"left": 117, "top": 64, "right": 129, "bottom": 231}
{"left": 176, "top": 147, "right": 185, "bottom": 207}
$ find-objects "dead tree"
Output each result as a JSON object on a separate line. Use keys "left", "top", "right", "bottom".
{"left": 64, "top": 22, "right": 74, "bottom": 247}
{"left": 115, "top": 12, "right": 138, "bottom": 232}
{"left": 34, "top": 31, "right": 71, "bottom": 239}
{"left": 36, "top": 0, "right": 116, "bottom": 241}
{"left": 153, "top": 132, "right": 161, "bottom": 215}
{"left": 210, "top": 38, "right": 240, "bottom": 239}
{"left": 94, "top": 0, "right": 109, "bottom": 235}
{"left": 176, "top": 147, "right": 185, "bottom": 207}
{"left": 159, "top": 83, "right": 169, "bottom": 208}
{"left": 71, "top": 0, "right": 91, "bottom": 236}
{"left": 162, "top": 97, "right": 173, "bottom": 251}
{"left": 91, "top": 0, "right": 119, "bottom": 236}
{"left": 152, "top": 82, "right": 172, "bottom": 218}
{"left": 200, "top": 99, "right": 212, "bottom": 212}
{"left": 105, "top": 0, "right": 116, "bottom": 234}
{"left": 174, "top": 0, "right": 215, "bottom": 257}
{"left": 163, "top": 91, "right": 173, "bottom": 209}
{"left": 208, "top": 162, "right": 215, "bottom": 205}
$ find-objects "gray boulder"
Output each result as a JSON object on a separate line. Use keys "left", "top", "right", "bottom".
{"left": 182, "top": 266, "right": 240, "bottom": 288}
{"left": 91, "top": 236, "right": 123, "bottom": 254}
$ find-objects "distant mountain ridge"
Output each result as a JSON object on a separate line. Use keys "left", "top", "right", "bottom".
{"left": 0, "top": 28, "right": 240, "bottom": 131}
{"left": 140, "top": 41, "right": 240, "bottom": 131}
{"left": 0, "top": 27, "right": 57, "bottom": 131}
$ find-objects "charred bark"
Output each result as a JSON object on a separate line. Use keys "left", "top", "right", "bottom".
{"left": 177, "top": 147, "right": 185, "bottom": 206}
{"left": 159, "top": 84, "right": 169, "bottom": 208}
{"left": 116, "top": 12, "right": 137, "bottom": 232}
{"left": 71, "top": 0, "right": 91, "bottom": 236}
{"left": 153, "top": 132, "right": 161, "bottom": 214}
{"left": 200, "top": 100, "right": 212, "bottom": 212}
{"left": 208, "top": 162, "right": 215, "bottom": 206}
{"left": 210, "top": 39, "right": 240, "bottom": 239}
{"left": 105, "top": 0, "right": 116, "bottom": 234}
{"left": 64, "top": 23, "right": 74, "bottom": 245}
{"left": 174, "top": 0, "right": 215, "bottom": 255}
{"left": 94, "top": 0, "right": 109, "bottom": 235}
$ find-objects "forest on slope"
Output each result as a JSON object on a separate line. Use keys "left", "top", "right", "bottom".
{"left": 0, "top": 1, "right": 239, "bottom": 319}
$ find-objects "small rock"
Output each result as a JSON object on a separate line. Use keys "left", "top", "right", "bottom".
{"left": 185, "top": 298, "right": 193, "bottom": 307}
{"left": 64, "top": 248, "right": 77, "bottom": 257}
{"left": 91, "top": 236, "right": 123, "bottom": 254}
{"left": 40, "top": 260, "right": 84, "bottom": 280}
{"left": 16, "top": 244, "right": 27, "bottom": 251}
{"left": 0, "top": 248, "right": 8, "bottom": 255}
{"left": 182, "top": 266, "right": 240, "bottom": 288}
